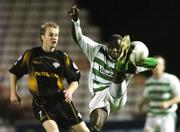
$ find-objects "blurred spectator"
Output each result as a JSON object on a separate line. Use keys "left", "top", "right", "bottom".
{"left": 137, "top": 56, "right": 180, "bottom": 132}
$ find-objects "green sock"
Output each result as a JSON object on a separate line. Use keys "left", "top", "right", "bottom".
{"left": 136, "top": 57, "right": 157, "bottom": 69}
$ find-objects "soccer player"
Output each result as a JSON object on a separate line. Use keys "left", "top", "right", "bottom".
{"left": 9, "top": 21, "right": 90, "bottom": 132}
{"left": 138, "top": 56, "right": 180, "bottom": 132}
{"left": 68, "top": 5, "right": 157, "bottom": 132}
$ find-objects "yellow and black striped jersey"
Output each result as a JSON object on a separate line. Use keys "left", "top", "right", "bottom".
{"left": 9, "top": 47, "right": 80, "bottom": 97}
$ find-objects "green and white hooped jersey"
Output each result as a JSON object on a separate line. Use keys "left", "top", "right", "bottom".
{"left": 72, "top": 19, "right": 147, "bottom": 95}
{"left": 73, "top": 20, "right": 124, "bottom": 94}
{"left": 144, "top": 73, "right": 180, "bottom": 117}
{"left": 89, "top": 46, "right": 116, "bottom": 94}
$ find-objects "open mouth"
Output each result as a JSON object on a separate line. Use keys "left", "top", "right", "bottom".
{"left": 52, "top": 40, "right": 57, "bottom": 44}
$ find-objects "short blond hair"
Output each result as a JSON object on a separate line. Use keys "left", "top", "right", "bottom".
{"left": 40, "top": 21, "right": 59, "bottom": 36}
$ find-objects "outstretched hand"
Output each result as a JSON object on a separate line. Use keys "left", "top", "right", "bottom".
{"left": 68, "top": 5, "right": 79, "bottom": 21}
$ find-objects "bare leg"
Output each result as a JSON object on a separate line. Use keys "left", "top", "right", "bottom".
{"left": 42, "top": 120, "right": 59, "bottom": 132}
{"left": 90, "top": 108, "right": 108, "bottom": 132}
{"left": 72, "top": 121, "right": 90, "bottom": 132}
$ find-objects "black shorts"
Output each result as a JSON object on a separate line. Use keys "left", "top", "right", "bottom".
{"left": 32, "top": 92, "right": 83, "bottom": 128}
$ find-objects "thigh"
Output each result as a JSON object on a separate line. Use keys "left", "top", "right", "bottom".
{"left": 54, "top": 100, "right": 83, "bottom": 128}
{"left": 33, "top": 97, "right": 83, "bottom": 128}
{"left": 32, "top": 99, "right": 59, "bottom": 131}
{"left": 32, "top": 98, "right": 52, "bottom": 123}
{"left": 144, "top": 117, "right": 159, "bottom": 131}
{"left": 108, "top": 81, "right": 127, "bottom": 112}
{"left": 89, "top": 89, "right": 109, "bottom": 114}
{"left": 160, "top": 116, "right": 175, "bottom": 132}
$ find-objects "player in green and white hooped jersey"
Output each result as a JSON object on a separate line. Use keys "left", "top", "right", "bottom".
{"left": 139, "top": 56, "right": 180, "bottom": 132}
{"left": 69, "top": 5, "right": 157, "bottom": 132}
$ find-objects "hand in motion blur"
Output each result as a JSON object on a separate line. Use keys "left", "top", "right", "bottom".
{"left": 68, "top": 5, "right": 79, "bottom": 21}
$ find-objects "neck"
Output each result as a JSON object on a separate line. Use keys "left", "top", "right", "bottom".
{"left": 154, "top": 73, "right": 163, "bottom": 79}
{"left": 42, "top": 46, "right": 55, "bottom": 52}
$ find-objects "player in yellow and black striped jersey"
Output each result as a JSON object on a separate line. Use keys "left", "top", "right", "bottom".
{"left": 10, "top": 47, "right": 80, "bottom": 97}
{"left": 9, "top": 21, "right": 90, "bottom": 132}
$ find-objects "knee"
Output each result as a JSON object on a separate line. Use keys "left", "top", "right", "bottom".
{"left": 42, "top": 120, "right": 59, "bottom": 132}
{"left": 144, "top": 127, "right": 154, "bottom": 132}
{"left": 90, "top": 108, "right": 107, "bottom": 132}
{"left": 90, "top": 125, "right": 102, "bottom": 132}
{"left": 90, "top": 119, "right": 103, "bottom": 132}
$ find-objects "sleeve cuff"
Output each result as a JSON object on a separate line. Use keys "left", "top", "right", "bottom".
{"left": 71, "top": 19, "right": 80, "bottom": 25}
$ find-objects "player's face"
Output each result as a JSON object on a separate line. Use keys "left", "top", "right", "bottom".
{"left": 107, "top": 41, "right": 121, "bottom": 59}
{"left": 41, "top": 27, "right": 59, "bottom": 52}
{"left": 108, "top": 47, "right": 120, "bottom": 59}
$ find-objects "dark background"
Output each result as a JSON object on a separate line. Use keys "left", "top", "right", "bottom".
{"left": 76, "top": 0, "right": 180, "bottom": 77}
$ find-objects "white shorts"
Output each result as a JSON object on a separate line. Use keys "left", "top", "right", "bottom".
{"left": 89, "top": 82, "right": 127, "bottom": 114}
{"left": 144, "top": 115, "right": 176, "bottom": 132}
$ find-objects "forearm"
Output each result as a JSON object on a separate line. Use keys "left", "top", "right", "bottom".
{"left": 167, "top": 95, "right": 180, "bottom": 106}
{"left": 72, "top": 19, "right": 83, "bottom": 43}
{"left": 9, "top": 73, "right": 18, "bottom": 96}
{"left": 9, "top": 73, "right": 23, "bottom": 105}
{"left": 72, "top": 19, "right": 100, "bottom": 62}
{"left": 67, "top": 81, "right": 79, "bottom": 94}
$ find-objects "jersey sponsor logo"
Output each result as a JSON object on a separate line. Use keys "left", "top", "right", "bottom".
{"left": 35, "top": 72, "right": 59, "bottom": 78}
{"left": 99, "top": 65, "right": 113, "bottom": 77}
{"left": 52, "top": 62, "right": 60, "bottom": 68}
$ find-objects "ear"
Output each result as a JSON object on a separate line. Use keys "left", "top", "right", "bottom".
{"left": 41, "top": 35, "right": 44, "bottom": 40}
{"left": 40, "top": 35, "right": 45, "bottom": 43}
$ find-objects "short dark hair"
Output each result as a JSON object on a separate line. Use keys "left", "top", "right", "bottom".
{"left": 108, "top": 34, "right": 122, "bottom": 41}
{"left": 106, "top": 34, "right": 122, "bottom": 48}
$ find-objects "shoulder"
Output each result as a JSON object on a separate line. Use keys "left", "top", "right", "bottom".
{"left": 31, "top": 47, "right": 41, "bottom": 51}
{"left": 55, "top": 50, "right": 70, "bottom": 58}
{"left": 23, "top": 47, "right": 43, "bottom": 57}
{"left": 164, "top": 72, "right": 179, "bottom": 81}
{"left": 54, "top": 50, "right": 73, "bottom": 64}
{"left": 145, "top": 76, "right": 154, "bottom": 84}
{"left": 27, "top": 47, "right": 41, "bottom": 54}
{"left": 97, "top": 45, "right": 108, "bottom": 54}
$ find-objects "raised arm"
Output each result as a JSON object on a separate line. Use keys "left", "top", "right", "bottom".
{"left": 68, "top": 5, "right": 101, "bottom": 61}
{"left": 68, "top": 5, "right": 82, "bottom": 43}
